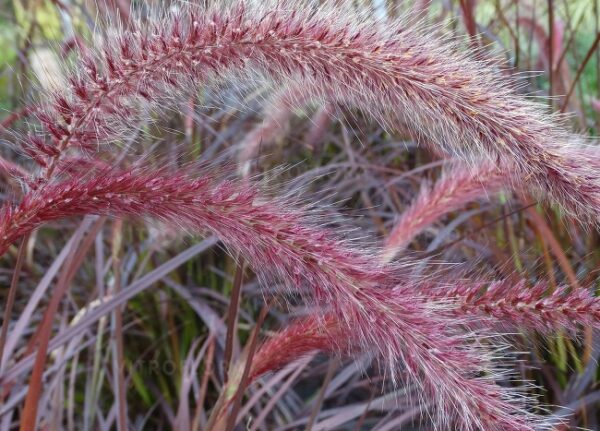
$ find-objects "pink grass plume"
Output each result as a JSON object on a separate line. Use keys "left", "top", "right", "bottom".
{"left": 0, "top": 167, "right": 545, "bottom": 430}
{"left": 19, "top": 1, "right": 600, "bottom": 224}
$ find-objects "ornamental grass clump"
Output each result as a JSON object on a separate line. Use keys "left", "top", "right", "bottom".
{"left": 1, "top": 1, "right": 600, "bottom": 430}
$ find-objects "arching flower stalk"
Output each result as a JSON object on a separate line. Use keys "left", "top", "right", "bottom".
{"left": 384, "top": 144, "right": 600, "bottom": 261}
{"left": 383, "top": 163, "right": 506, "bottom": 260}
{"left": 250, "top": 278, "right": 600, "bottom": 383}
{"left": 21, "top": 1, "right": 600, "bottom": 222}
{"left": 0, "top": 168, "right": 543, "bottom": 429}
{"left": 248, "top": 313, "right": 341, "bottom": 383}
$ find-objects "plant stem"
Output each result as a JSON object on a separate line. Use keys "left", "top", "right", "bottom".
{"left": 0, "top": 234, "right": 29, "bottom": 372}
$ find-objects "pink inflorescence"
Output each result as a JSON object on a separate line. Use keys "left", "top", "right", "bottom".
{"left": 383, "top": 163, "right": 507, "bottom": 260}
{"left": 431, "top": 280, "right": 600, "bottom": 334}
{"left": 0, "top": 167, "right": 541, "bottom": 430}
{"left": 20, "top": 1, "right": 600, "bottom": 220}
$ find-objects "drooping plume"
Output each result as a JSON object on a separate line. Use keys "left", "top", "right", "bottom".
{"left": 22, "top": 1, "right": 600, "bottom": 222}
{"left": 383, "top": 163, "right": 506, "bottom": 260}
{"left": 0, "top": 168, "right": 544, "bottom": 429}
